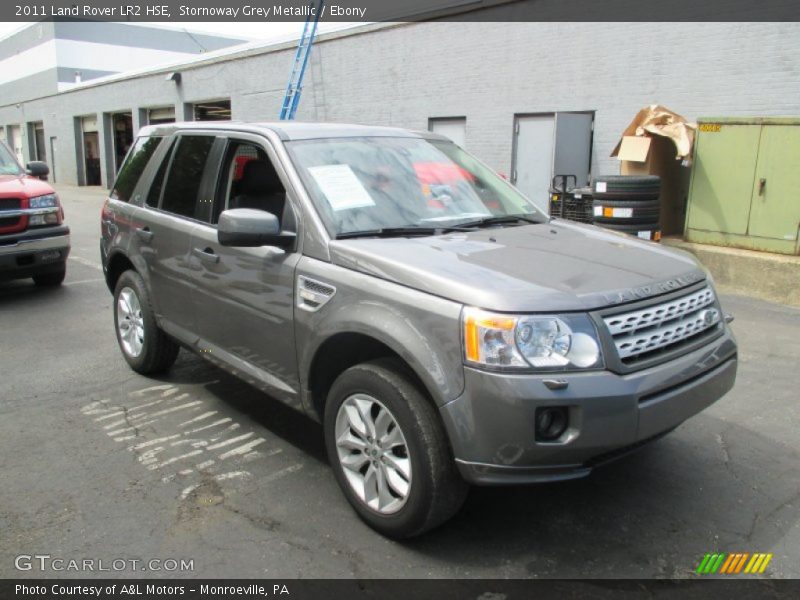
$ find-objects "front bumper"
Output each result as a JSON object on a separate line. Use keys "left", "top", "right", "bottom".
{"left": 440, "top": 326, "right": 737, "bottom": 485}
{"left": 0, "top": 227, "right": 70, "bottom": 281}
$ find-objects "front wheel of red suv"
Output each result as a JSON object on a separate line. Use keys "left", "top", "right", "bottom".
{"left": 113, "top": 270, "right": 179, "bottom": 375}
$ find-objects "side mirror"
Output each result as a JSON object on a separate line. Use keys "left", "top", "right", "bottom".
{"left": 218, "top": 208, "right": 295, "bottom": 248}
{"left": 26, "top": 161, "right": 49, "bottom": 180}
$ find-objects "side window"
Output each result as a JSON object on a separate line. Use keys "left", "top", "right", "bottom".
{"left": 110, "top": 136, "right": 162, "bottom": 202}
{"left": 160, "top": 135, "right": 215, "bottom": 219}
{"left": 146, "top": 139, "right": 174, "bottom": 208}
{"left": 212, "top": 140, "right": 287, "bottom": 227}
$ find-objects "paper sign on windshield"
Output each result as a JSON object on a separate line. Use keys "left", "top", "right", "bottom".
{"left": 308, "top": 164, "right": 376, "bottom": 211}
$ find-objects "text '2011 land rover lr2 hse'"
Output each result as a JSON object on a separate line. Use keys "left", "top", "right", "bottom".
{"left": 100, "top": 122, "right": 737, "bottom": 538}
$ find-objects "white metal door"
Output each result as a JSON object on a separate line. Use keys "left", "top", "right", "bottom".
{"left": 512, "top": 115, "right": 555, "bottom": 212}
{"left": 429, "top": 118, "right": 466, "bottom": 148}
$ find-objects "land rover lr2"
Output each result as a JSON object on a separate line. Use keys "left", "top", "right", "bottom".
{"left": 100, "top": 122, "right": 737, "bottom": 538}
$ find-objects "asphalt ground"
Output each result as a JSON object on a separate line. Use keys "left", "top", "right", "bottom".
{"left": 1, "top": 185, "right": 798, "bottom": 579}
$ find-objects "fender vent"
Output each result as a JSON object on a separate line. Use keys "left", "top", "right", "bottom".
{"left": 297, "top": 276, "right": 336, "bottom": 312}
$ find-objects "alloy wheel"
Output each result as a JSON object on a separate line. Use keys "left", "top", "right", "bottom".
{"left": 117, "top": 286, "right": 144, "bottom": 358}
{"left": 335, "top": 394, "right": 412, "bottom": 514}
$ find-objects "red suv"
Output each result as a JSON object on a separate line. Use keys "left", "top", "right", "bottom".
{"left": 0, "top": 140, "right": 69, "bottom": 286}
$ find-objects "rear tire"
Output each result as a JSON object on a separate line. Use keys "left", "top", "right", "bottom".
{"left": 32, "top": 263, "right": 66, "bottom": 287}
{"left": 113, "top": 270, "right": 179, "bottom": 375}
{"left": 324, "top": 358, "right": 468, "bottom": 538}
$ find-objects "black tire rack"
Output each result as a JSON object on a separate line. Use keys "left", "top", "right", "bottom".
{"left": 549, "top": 175, "right": 594, "bottom": 224}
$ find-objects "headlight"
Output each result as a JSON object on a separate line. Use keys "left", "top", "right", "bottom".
{"left": 463, "top": 308, "right": 603, "bottom": 371}
{"left": 29, "top": 194, "right": 58, "bottom": 209}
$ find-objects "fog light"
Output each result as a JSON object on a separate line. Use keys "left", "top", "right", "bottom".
{"left": 535, "top": 407, "right": 568, "bottom": 442}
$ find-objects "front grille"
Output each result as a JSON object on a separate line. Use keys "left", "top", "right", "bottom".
{"left": 0, "top": 216, "right": 20, "bottom": 228}
{"left": 0, "top": 198, "right": 21, "bottom": 211}
{"left": 604, "top": 287, "right": 720, "bottom": 362}
{"left": 0, "top": 198, "right": 23, "bottom": 231}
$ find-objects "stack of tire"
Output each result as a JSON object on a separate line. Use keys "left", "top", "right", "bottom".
{"left": 591, "top": 175, "right": 662, "bottom": 242}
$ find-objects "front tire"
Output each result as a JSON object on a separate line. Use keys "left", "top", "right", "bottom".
{"left": 324, "top": 359, "right": 468, "bottom": 538}
{"left": 113, "top": 270, "right": 179, "bottom": 375}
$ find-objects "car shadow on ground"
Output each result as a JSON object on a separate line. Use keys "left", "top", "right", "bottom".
{"left": 151, "top": 351, "right": 328, "bottom": 463}
{"left": 0, "top": 279, "right": 67, "bottom": 303}
{"left": 150, "top": 350, "right": 799, "bottom": 578}
{"left": 406, "top": 415, "right": 799, "bottom": 577}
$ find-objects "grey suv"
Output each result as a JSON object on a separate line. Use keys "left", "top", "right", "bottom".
{"left": 100, "top": 122, "right": 737, "bottom": 538}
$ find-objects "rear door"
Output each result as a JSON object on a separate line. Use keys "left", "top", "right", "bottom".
{"left": 188, "top": 134, "right": 302, "bottom": 403}
{"left": 133, "top": 133, "right": 217, "bottom": 337}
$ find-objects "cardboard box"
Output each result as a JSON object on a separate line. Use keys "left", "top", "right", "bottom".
{"left": 617, "top": 135, "right": 691, "bottom": 236}
{"left": 611, "top": 105, "right": 696, "bottom": 236}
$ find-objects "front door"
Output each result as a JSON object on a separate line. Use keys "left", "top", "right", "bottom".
{"left": 189, "top": 136, "right": 302, "bottom": 404}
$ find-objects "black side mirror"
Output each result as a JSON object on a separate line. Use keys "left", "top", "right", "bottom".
{"left": 26, "top": 161, "right": 50, "bottom": 180}
{"left": 218, "top": 208, "right": 295, "bottom": 248}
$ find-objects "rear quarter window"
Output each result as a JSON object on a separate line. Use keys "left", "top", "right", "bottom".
{"left": 111, "top": 136, "right": 163, "bottom": 202}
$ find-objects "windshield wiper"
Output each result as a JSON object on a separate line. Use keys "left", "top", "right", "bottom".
{"left": 336, "top": 224, "right": 476, "bottom": 239}
{"left": 454, "top": 214, "right": 544, "bottom": 229}
{"left": 336, "top": 227, "right": 442, "bottom": 240}
{"left": 335, "top": 216, "right": 541, "bottom": 240}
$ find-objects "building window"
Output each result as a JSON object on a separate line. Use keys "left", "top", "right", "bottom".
{"left": 147, "top": 106, "right": 176, "bottom": 125}
{"left": 193, "top": 100, "right": 231, "bottom": 121}
{"left": 428, "top": 117, "right": 467, "bottom": 148}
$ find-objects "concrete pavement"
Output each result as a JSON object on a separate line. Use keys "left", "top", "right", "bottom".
{"left": 0, "top": 184, "right": 798, "bottom": 579}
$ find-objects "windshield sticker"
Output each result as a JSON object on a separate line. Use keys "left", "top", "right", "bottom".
{"left": 308, "top": 164, "right": 376, "bottom": 211}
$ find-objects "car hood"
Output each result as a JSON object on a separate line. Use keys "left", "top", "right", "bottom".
{"left": 328, "top": 220, "right": 707, "bottom": 312}
{"left": 0, "top": 174, "right": 55, "bottom": 198}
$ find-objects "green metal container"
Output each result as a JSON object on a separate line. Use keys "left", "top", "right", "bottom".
{"left": 685, "top": 117, "right": 800, "bottom": 255}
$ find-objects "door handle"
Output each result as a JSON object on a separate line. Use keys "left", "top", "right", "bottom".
{"left": 758, "top": 178, "right": 767, "bottom": 196}
{"left": 193, "top": 247, "right": 220, "bottom": 264}
{"left": 136, "top": 227, "right": 154, "bottom": 242}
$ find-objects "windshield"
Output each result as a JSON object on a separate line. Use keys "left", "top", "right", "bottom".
{"left": 286, "top": 136, "right": 544, "bottom": 237}
{"left": 0, "top": 142, "right": 22, "bottom": 176}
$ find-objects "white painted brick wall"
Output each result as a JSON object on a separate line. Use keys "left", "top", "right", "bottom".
{"left": 2, "top": 21, "right": 798, "bottom": 186}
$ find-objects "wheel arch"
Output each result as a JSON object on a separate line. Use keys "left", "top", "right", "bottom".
{"left": 105, "top": 250, "right": 136, "bottom": 292}
{"left": 104, "top": 249, "right": 151, "bottom": 293}
{"left": 305, "top": 331, "right": 441, "bottom": 423}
